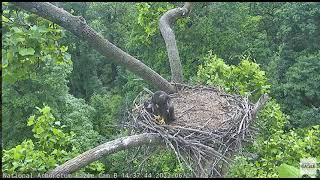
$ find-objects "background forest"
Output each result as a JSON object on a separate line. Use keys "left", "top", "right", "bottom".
{"left": 2, "top": 2, "right": 320, "bottom": 178}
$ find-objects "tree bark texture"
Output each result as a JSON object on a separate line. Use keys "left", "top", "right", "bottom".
{"left": 13, "top": 2, "right": 176, "bottom": 94}
{"left": 159, "top": 2, "right": 193, "bottom": 83}
{"left": 47, "top": 133, "right": 163, "bottom": 177}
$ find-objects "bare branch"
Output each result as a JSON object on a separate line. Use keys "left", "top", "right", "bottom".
{"left": 12, "top": 2, "right": 176, "bottom": 94}
{"left": 159, "top": 2, "right": 194, "bottom": 83}
{"left": 252, "top": 94, "right": 269, "bottom": 118}
{"left": 46, "top": 133, "right": 163, "bottom": 177}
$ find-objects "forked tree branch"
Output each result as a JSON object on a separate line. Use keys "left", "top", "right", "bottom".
{"left": 159, "top": 2, "right": 194, "bottom": 83}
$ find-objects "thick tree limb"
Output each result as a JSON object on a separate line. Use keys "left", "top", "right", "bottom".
{"left": 12, "top": 2, "right": 176, "bottom": 94}
{"left": 159, "top": 2, "right": 193, "bottom": 83}
{"left": 46, "top": 133, "right": 163, "bottom": 177}
{"left": 252, "top": 94, "right": 269, "bottom": 118}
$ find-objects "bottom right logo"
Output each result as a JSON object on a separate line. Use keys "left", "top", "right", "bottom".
{"left": 300, "top": 158, "right": 319, "bottom": 178}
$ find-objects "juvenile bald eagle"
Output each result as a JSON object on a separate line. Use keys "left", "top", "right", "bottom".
{"left": 144, "top": 91, "right": 176, "bottom": 125}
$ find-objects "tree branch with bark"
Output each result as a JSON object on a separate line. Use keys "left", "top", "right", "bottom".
{"left": 12, "top": 2, "right": 176, "bottom": 94}
{"left": 46, "top": 133, "right": 163, "bottom": 177}
{"left": 159, "top": 2, "right": 194, "bottom": 83}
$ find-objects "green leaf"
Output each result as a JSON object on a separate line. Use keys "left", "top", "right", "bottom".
{"left": 6, "top": 49, "right": 13, "bottom": 63}
{"left": 52, "top": 128, "right": 59, "bottom": 135}
{"left": 41, "top": 106, "right": 51, "bottom": 114}
{"left": 35, "top": 126, "right": 44, "bottom": 134}
{"left": 2, "top": 15, "right": 9, "bottom": 23}
{"left": 19, "top": 48, "right": 35, "bottom": 56}
{"left": 27, "top": 115, "right": 35, "bottom": 126}
{"left": 278, "top": 163, "right": 300, "bottom": 178}
{"left": 12, "top": 27, "right": 23, "bottom": 33}
{"left": 13, "top": 151, "right": 22, "bottom": 160}
{"left": 60, "top": 46, "right": 68, "bottom": 53}
{"left": 12, "top": 161, "right": 19, "bottom": 168}
{"left": 15, "top": 37, "right": 26, "bottom": 43}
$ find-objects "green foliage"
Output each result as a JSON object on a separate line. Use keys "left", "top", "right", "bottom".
{"left": 2, "top": 106, "right": 105, "bottom": 175}
{"left": 27, "top": 106, "right": 75, "bottom": 153}
{"left": 255, "top": 100, "right": 288, "bottom": 137}
{"left": 61, "top": 3, "right": 132, "bottom": 100}
{"left": 89, "top": 93, "right": 123, "bottom": 138}
{"left": 2, "top": 7, "right": 70, "bottom": 84}
{"left": 228, "top": 86, "right": 319, "bottom": 178}
{"left": 132, "top": 2, "right": 175, "bottom": 45}
{"left": 278, "top": 163, "right": 300, "bottom": 178}
{"left": 197, "top": 51, "right": 270, "bottom": 101}
{"left": 226, "top": 100, "right": 289, "bottom": 178}
{"left": 282, "top": 52, "right": 320, "bottom": 127}
{"left": 269, "top": 51, "right": 320, "bottom": 128}
{"left": 290, "top": 108, "right": 320, "bottom": 129}
{"left": 2, "top": 6, "right": 73, "bottom": 147}
{"left": 123, "top": 3, "right": 175, "bottom": 81}
{"left": 3, "top": 140, "right": 56, "bottom": 174}
{"left": 267, "top": 3, "right": 320, "bottom": 128}
{"left": 196, "top": 47, "right": 319, "bottom": 178}
{"left": 115, "top": 72, "right": 152, "bottom": 105}
{"left": 103, "top": 148, "right": 189, "bottom": 177}
{"left": 60, "top": 94, "right": 101, "bottom": 150}
{"left": 2, "top": 5, "right": 100, "bottom": 153}
{"left": 226, "top": 156, "right": 259, "bottom": 178}
{"left": 185, "top": 3, "right": 271, "bottom": 67}
{"left": 228, "top": 119, "right": 320, "bottom": 177}
{"left": 135, "top": 150, "right": 187, "bottom": 176}
{"left": 197, "top": 53, "right": 232, "bottom": 88}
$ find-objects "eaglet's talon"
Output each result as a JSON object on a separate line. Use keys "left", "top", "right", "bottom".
{"left": 159, "top": 118, "right": 165, "bottom": 125}
{"left": 154, "top": 115, "right": 165, "bottom": 125}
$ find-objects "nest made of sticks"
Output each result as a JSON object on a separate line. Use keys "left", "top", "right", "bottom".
{"left": 127, "top": 83, "right": 268, "bottom": 177}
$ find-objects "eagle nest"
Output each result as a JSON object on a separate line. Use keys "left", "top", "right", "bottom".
{"left": 127, "top": 83, "right": 269, "bottom": 177}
